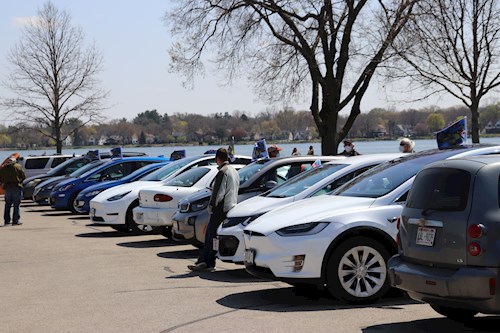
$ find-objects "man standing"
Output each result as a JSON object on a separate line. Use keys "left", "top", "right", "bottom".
{"left": 0, "top": 157, "right": 26, "bottom": 226}
{"left": 188, "top": 148, "right": 239, "bottom": 271}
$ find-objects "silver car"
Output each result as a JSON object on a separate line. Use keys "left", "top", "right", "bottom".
{"left": 389, "top": 155, "right": 500, "bottom": 321}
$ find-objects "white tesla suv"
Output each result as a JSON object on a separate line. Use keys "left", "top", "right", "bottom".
{"left": 217, "top": 153, "right": 402, "bottom": 263}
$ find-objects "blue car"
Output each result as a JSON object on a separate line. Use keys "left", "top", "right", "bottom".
{"left": 49, "top": 157, "right": 170, "bottom": 213}
{"left": 73, "top": 161, "right": 170, "bottom": 214}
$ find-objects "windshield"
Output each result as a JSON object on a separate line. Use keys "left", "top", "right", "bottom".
{"left": 69, "top": 160, "right": 106, "bottom": 178}
{"left": 165, "top": 167, "right": 211, "bottom": 187}
{"left": 263, "top": 164, "right": 348, "bottom": 198}
{"left": 141, "top": 156, "right": 204, "bottom": 181}
{"left": 121, "top": 163, "right": 164, "bottom": 182}
{"left": 45, "top": 156, "right": 80, "bottom": 175}
{"left": 238, "top": 159, "right": 274, "bottom": 185}
{"left": 334, "top": 149, "right": 471, "bottom": 198}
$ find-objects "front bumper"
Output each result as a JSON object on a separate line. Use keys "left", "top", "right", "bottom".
{"left": 171, "top": 210, "right": 208, "bottom": 244}
{"left": 33, "top": 187, "right": 51, "bottom": 204}
{"left": 50, "top": 192, "right": 70, "bottom": 209}
{"left": 388, "top": 255, "right": 500, "bottom": 314}
{"left": 89, "top": 200, "right": 125, "bottom": 226}
{"left": 243, "top": 230, "right": 331, "bottom": 280}
{"left": 133, "top": 206, "right": 176, "bottom": 227}
{"left": 217, "top": 224, "right": 245, "bottom": 263}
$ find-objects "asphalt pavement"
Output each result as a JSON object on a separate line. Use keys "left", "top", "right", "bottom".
{"left": 1, "top": 201, "right": 499, "bottom": 333}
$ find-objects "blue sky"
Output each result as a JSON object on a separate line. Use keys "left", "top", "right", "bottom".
{"left": 0, "top": 0, "right": 461, "bottom": 124}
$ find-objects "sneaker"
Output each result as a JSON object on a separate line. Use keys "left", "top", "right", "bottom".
{"left": 4, "top": 222, "right": 11, "bottom": 226}
{"left": 187, "top": 262, "right": 215, "bottom": 272}
{"left": 12, "top": 222, "right": 22, "bottom": 226}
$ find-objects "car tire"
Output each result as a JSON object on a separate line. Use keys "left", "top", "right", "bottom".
{"left": 326, "top": 236, "right": 391, "bottom": 304}
{"left": 429, "top": 304, "right": 478, "bottom": 322}
{"left": 69, "top": 192, "right": 80, "bottom": 214}
{"left": 126, "top": 200, "right": 159, "bottom": 235}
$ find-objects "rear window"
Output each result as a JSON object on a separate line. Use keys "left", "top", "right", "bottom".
{"left": 406, "top": 168, "right": 471, "bottom": 211}
{"left": 51, "top": 157, "right": 70, "bottom": 168}
{"left": 165, "top": 167, "right": 211, "bottom": 187}
{"left": 24, "top": 158, "right": 50, "bottom": 169}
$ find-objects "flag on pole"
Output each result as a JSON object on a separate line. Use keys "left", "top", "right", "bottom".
{"left": 436, "top": 117, "right": 467, "bottom": 149}
{"left": 110, "top": 146, "right": 123, "bottom": 159}
{"left": 228, "top": 137, "right": 235, "bottom": 162}
{"left": 311, "top": 158, "right": 322, "bottom": 168}
{"left": 252, "top": 139, "right": 269, "bottom": 161}
{"left": 85, "top": 150, "right": 100, "bottom": 160}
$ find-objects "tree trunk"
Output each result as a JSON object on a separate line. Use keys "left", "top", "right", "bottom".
{"left": 318, "top": 98, "right": 340, "bottom": 155}
{"left": 470, "top": 101, "right": 480, "bottom": 143}
{"left": 55, "top": 125, "right": 62, "bottom": 153}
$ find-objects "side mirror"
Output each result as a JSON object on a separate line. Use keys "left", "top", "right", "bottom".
{"left": 264, "top": 180, "right": 278, "bottom": 190}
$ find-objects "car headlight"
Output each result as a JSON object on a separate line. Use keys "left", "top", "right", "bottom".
{"left": 27, "top": 179, "right": 41, "bottom": 187}
{"left": 178, "top": 198, "right": 209, "bottom": 213}
{"left": 59, "top": 184, "right": 74, "bottom": 192}
{"left": 107, "top": 191, "right": 131, "bottom": 201}
{"left": 276, "top": 222, "right": 329, "bottom": 237}
{"left": 85, "top": 190, "right": 102, "bottom": 197}
{"left": 222, "top": 214, "right": 262, "bottom": 228}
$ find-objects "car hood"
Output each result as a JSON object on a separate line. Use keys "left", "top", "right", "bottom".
{"left": 79, "top": 179, "right": 125, "bottom": 195}
{"left": 54, "top": 177, "right": 78, "bottom": 189}
{"left": 227, "top": 195, "right": 294, "bottom": 218}
{"left": 37, "top": 175, "right": 67, "bottom": 188}
{"left": 92, "top": 180, "right": 163, "bottom": 201}
{"left": 245, "top": 195, "right": 376, "bottom": 234}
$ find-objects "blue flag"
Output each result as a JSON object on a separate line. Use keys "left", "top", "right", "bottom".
{"left": 85, "top": 150, "right": 100, "bottom": 160}
{"left": 252, "top": 139, "right": 269, "bottom": 161}
{"left": 170, "top": 150, "right": 186, "bottom": 161}
{"left": 110, "top": 146, "right": 123, "bottom": 159}
{"left": 228, "top": 137, "right": 235, "bottom": 163}
{"left": 436, "top": 117, "right": 467, "bottom": 149}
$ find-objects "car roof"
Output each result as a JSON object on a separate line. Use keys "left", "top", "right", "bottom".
{"left": 324, "top": 153, "right": 403, "bottom": 165}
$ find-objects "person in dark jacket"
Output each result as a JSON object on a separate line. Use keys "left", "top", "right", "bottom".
{"left": 188, "top": 148, "right": 239, "bottom": 271}
{"left": 340, "top": 139, "right": 361, "bottom": 157}
{"left": 0, "top": 157, "right": 26, "bottom": 226}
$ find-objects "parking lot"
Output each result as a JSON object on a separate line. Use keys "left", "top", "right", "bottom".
{"left": 1, "top": 202, "right": 499, "bottom": 333}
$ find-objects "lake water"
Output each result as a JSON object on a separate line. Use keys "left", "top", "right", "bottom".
{"left": 4, "top": 137, "right": 500, "bottom": 161}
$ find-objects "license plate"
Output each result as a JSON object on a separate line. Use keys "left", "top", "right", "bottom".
{"left": 90, "top": 208, "right": 96, "bottom": 217}
{"left": 213, "top": 238, "right": 219, "bottom": 251}
{"left": 244, "top": 249, "right": 255, "bottom": 265}
{"left": 416, "top": 227, "right": 436, "bottom": 246}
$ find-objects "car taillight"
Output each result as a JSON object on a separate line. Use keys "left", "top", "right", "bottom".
{"left": 468, "top": 224, "right": 482, "bottom": 238}
{"left": 154, "top": 194, "right": 173, "bottom": 202}
{"left": 468, "top": 242, "right": 481, "bottom": 256}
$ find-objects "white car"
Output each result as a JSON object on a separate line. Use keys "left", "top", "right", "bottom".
{"left": 243, "top": 146, "right": 500, "bottom": 304}
{"left": 89, "top": 155, "right": 251, "bottom": 234}
{"left": 217, "top": 153, "right": 403, "bottom": 264}
{"left": 133, "top": 165, "right": 230, "bottom": 229}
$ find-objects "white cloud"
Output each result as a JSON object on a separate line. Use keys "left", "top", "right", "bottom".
{"left": 10, "top": 16, "right": 39, "bottom": 28}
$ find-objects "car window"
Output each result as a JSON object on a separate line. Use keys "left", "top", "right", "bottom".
{"left": 140, "top": 156, "right": 205, "bottom": 181}
{"left": 264, "top": 164, "right": 348, "bottom": 198}
{"left": 70, "top": 160, "right": 106, "bottom": 177}
{"left": 238, "top": 159, "right": 273, "bottom": 185}
{"left": 88, "top": 163, "right": 126, "bottom": 181}
{"left": 311, "top": 168, "right": 368, "bottom": 197}
{"left": 334, "top": 149, "right": 467, "bottom": 198}
{"left": 165, "top": 167, "right": 211, "bottom": 187}
{"left": 51, "top": 157, "right": 71, "bottom": 168}
{"left": 24, "top": 158, "right": 50, "bottom": 169}
{"left": 406, "top": 168, "right": 471, "bottom": 211}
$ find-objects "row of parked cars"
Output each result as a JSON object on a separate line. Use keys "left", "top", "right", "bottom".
{"left": 20, "top": 144, "right": 500, "bottom": 321}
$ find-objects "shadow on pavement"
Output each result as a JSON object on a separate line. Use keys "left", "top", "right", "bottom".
{"left": 42, "top": 212, "right": 74, "bottom": 217}
{"left": 217, "top": 287, "right": 416, "bottom": 312}
{"left": 167, "top": 267, "right": 266, "bottom": 284}
{"left": 75, "top": 230, "right": 136, "bottom": 238}
{"left": 117, "top": 238, "right": 177, "bottom": 248}
{"left": 157, "top": 248, "right": 200, "bottom": 260}
{"left": 363, "top": 316, "right": 500, "bottom": 333}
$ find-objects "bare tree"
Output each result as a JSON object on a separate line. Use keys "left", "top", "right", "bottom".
{"left": 165, "top": 0, "right": 417, "bottom": 155}
{"left": 391, "top": 0, "right": 500, "bottom": 143}
{"left": 1, "top": 1, "right": 108, "bottom": 153}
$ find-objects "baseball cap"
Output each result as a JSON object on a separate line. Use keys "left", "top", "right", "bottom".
{"left": 269, "top": 144, "right": 282, "bottom": 151}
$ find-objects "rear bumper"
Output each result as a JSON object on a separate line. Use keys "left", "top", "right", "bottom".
{"left": 388, "top": 255, "right": 500, "bottom": 314}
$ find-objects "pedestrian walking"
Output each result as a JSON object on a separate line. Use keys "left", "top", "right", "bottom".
{"left": 188, "top": 148, "right": 239, "bottom": 271}
{"left": 0, "top": 157, "right": 26, "bottom": 226}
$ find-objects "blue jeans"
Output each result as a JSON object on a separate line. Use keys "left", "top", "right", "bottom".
{"left": 199, "top": 205, "right": 227, "bottom": 268}
{"left": 4, "top": 187, "right": 22, "bottom": 224}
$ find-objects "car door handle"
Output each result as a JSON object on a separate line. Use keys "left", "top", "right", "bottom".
{"left": 387, "top": 217, "right": 398, "bottom": 223}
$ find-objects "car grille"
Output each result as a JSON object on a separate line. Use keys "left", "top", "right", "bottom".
{"left": 218, "top": 235, "right": 239, "bottom": 256}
